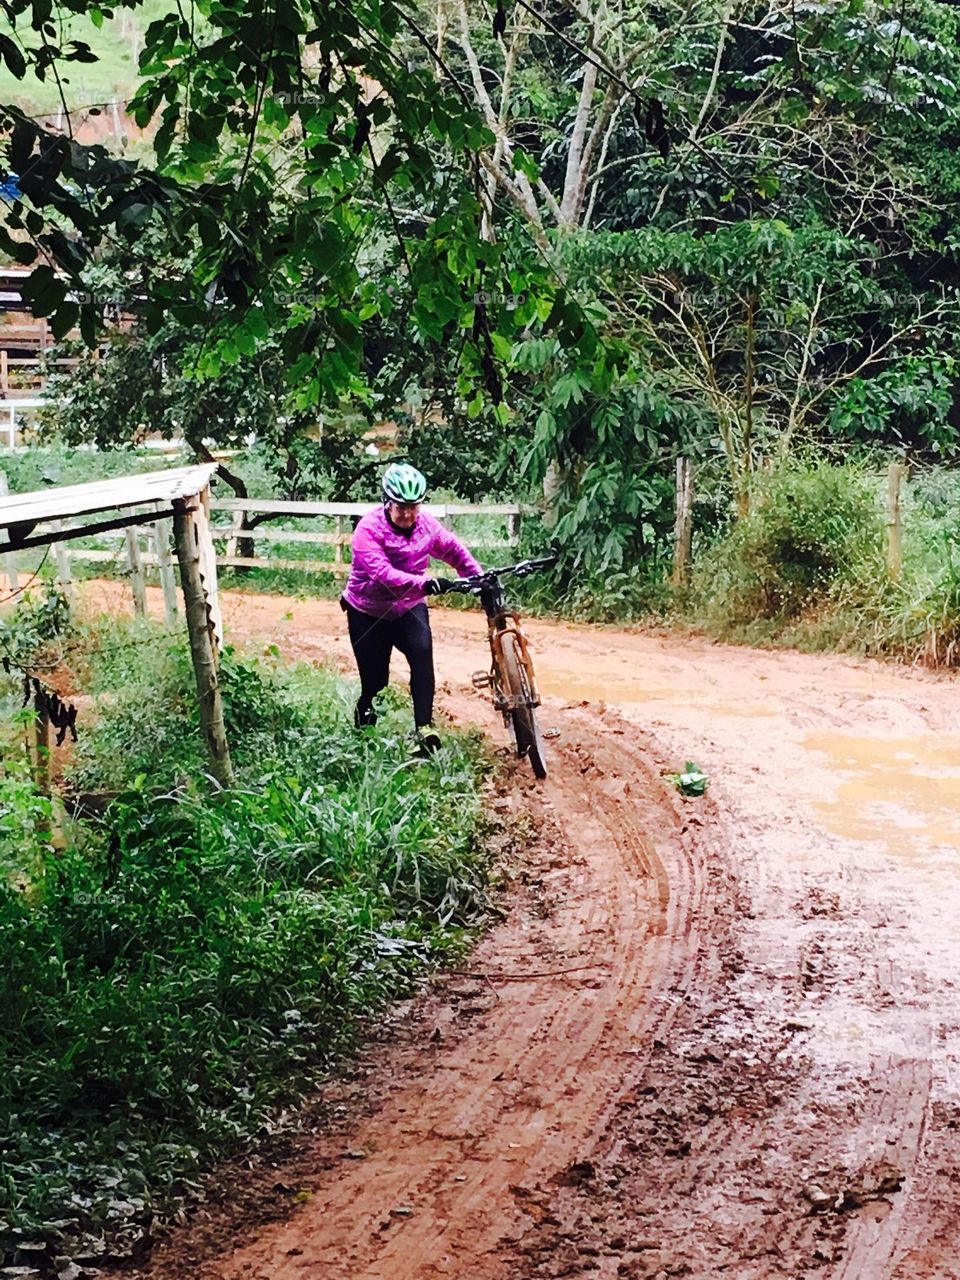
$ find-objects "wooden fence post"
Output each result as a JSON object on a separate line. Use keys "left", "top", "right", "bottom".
{"left": 507, "top": 511, "right": 521, "bottom": 547}
{"left": 0, "top": 472, "right": 19, "bottom": 593}
{"left": 124, "top": 527, "right": 147, "bottom": 615}
{"left": 49, "top": 520, "right": 74, "bottom": 602}
{"left": 195, "top": 486, "right": 223, "bottom": 653}
{"left": 172, "top": 496, "right": 233, "bottom": 788}
{"left": 152, "top": 519, "right": 179, "bottom": 624}
{"left": 887, "top": 461, "right": 905, "bottom": 581}
{"left": 672, "top": 457, "right": 695, "bottom": 588}
{"left": 31, "top": 693, "right": 53, "bottom": 842}
{"left": 334, "top": 515, "right": 346, "bottom": 569}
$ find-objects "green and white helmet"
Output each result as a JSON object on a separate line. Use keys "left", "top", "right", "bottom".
{"left": 382, "top": 462, "right": 427, "bottom": 504}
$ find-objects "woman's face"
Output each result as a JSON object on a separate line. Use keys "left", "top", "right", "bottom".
{"left": 387, "top": 501, "right": 421, "bottom": 529}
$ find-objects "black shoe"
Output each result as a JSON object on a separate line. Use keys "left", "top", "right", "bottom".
{"left": 354, "top": 702, "right": 378, "bottom": 730}
{"left": 416, "top": 731, "right": 442, "bottom": 756}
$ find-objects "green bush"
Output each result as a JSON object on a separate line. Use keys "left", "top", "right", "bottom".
{"left": 689, "top": 461, "right": 884, "bottom": 634}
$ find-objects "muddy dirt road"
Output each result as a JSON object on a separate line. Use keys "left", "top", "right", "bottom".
{"left": 100, "top": 586, "right": 960, "bottom": 1280}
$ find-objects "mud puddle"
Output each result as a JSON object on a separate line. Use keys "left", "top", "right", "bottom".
{"left": 805, "top": 731, "right": 960, "bottom": 859}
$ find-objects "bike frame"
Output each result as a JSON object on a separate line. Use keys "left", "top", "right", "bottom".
{"left": 477, "top": 576, "right": 542, "bottom": 725}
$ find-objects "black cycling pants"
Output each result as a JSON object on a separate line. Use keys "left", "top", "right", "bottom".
{"left": 344, "top": 601, "right": 435, "bottom": 729}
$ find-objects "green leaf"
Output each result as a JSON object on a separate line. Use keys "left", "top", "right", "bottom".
{"left": 49, "top": 301, "right": 79, "bottom": 341}
{"left": 666, "top": 761, "right": 708, "bottom": 796}
{"left": 0, "top": 34, "right": 27, "bottom": 79}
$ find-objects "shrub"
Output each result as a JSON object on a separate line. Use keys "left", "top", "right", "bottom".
{"left": 690, "top": 461, "right": 884, "bottom": 633}
{"left": 0, "top": 620, "right": 493, "bottom": 1260}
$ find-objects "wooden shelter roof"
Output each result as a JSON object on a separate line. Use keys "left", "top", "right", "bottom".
{"left": 0, "top": 463, "right": 219, "bottom": 550}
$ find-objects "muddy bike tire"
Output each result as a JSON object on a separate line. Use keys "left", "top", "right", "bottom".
{"left": 499, "top": 632, "right": 548, "bottom": 780}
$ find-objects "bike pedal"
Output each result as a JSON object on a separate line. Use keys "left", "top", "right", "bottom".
{"left": 471, "top": 671, "right": 493, "bottom": 689}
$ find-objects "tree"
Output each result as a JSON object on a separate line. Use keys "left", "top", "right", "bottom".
{"left": 0, "top": 0, "right": 582, "bottom": 409}
{"left": 560, "top": 219, "right": 960, "bottom": 511}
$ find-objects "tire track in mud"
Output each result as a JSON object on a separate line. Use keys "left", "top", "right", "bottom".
{"left": 159, "top": 706, "right": 722, "bottom": 1280}
{"left": 509, "top": 786, "right": 940, "bottom": 1280}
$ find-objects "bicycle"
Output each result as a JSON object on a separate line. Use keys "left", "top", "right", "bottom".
{"left": 447, "top": 554, "right": 557, "bottom": 780}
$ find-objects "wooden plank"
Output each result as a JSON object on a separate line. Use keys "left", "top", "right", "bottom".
{"left": 9, "top": 505, "right": 169, "bottom": 551}
{"left": 49, "top": 520, "right": 74, "bottom": 601}
{"left": 219, "top": 556, "right": 351, "bottom": 575}
{"left": 152, "top": 519, "right": 178, "bottom": 624}
{"left": 0, "top": 463, "right": 219, "bottom": 531}
{"left": 124, "top": 527, "right": 147, "bottom": 616}
{"left": 431, "top": 503, "right": 537, "bottom": 516}
{"left": 211, "top": 498, "right": 532, "bottom": 517}
{"left": 67, "top": 548, "right": 145, "bottom": 563}
{"left": 0, "top": 472, "right": 19, "bottom": 592}
{"left": 213, "top": 498, "right": 377, "bottom": 517}
{"left": 210, "top": 527, "right": 350, "bottom": 546}
{"left": 72, "top": 525, "right": 510, "bottom": 550}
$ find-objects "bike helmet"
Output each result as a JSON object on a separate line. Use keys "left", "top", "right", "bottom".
{"left": 382, "top": 462, "right": 428, "bottom": 504}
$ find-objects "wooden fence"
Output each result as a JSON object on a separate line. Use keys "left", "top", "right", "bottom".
{"left": 0, "top": 496, "right": 535, "bottom": 616}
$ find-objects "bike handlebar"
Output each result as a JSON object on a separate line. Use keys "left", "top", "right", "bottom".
{"left": 448, "top": 553, "right": 558, "bottom": 593}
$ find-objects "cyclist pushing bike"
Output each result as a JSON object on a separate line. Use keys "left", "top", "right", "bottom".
{"left": 341, "top": 463, "right": 482, "bottom": 753}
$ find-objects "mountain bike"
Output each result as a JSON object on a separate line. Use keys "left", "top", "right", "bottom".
{"left": 448, "top": 555, "right": 557, "bottom": 780}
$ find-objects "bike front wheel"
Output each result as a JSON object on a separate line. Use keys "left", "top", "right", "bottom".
{"left": 499, "top": 632, "right": 547, "bottom": 780}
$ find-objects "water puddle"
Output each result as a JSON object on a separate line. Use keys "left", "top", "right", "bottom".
{"left": 805, "top": 732, "right": 960, "bottom": 859}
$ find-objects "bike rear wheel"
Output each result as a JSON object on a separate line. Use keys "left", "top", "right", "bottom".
{"left": 499, "top": 632, "right": 547, "bottom": 780}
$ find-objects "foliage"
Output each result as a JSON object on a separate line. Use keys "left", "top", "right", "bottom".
{"left": 559, "top": 220, "right": 960, "bottom": 508}
{"left": 666, "top": 762, "right": 708, "bottom": 798}
{"left": 678, "top": 459, "right": 960, "bottom": 667}
{"left": 0, "top": 752, "right": 52, "bottom": 882}
{"left": 0, "top": 619, "right": 492, "bottom": 1261}
{"left": 0, "top": 442, "right": 187, "bottom": 492}
{"left": 9, "top": 0, "right": 960, "bottom": 591}
{"left": 690, "top": 460, "right": 884, "bottom": 630}
{"left": 829, "top": 353, "right": 959, "bottom": 455}
{"left": 0, "top": 585, "right": 71, "bottom": 669}
{"left": 0, "top": 0, "right": 585, "bottom": 432}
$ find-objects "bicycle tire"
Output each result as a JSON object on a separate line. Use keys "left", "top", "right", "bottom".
{"left": 499, "top": 632, "right": 548, "bottom": 780}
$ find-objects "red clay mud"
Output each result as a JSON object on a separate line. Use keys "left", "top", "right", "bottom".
{"left": 80, "top": 584, "right": 960, "bottom": 1280}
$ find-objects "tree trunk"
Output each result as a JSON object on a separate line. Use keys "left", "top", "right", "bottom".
{"left": 559, "top": 61, "right": 599, "bottom": 229}
{"left": 672, "top": 458, "right": 694, "bottom": 587}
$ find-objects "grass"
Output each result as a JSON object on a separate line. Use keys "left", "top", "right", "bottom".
{"left": 0, "top": 606, "right": 495, "bottom": 1267}
{"left": 0, "top": 0, "right": 176, "bottom": 117}
{"left": 680, "top": 458, "right": 960, "bottom": 667}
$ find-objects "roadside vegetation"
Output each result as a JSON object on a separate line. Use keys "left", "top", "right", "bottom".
{"left": 0, "top": 595, "right": 494, "bottom": 1267}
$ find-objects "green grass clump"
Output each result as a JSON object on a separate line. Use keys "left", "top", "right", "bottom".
{"left": 677, "top": 459, "right": 960, "bottom": 666}
{"left": 0, "top": 616, "right": 492, "bottom": 1260}
{"left": 688, "top": 460, "right": 885, "bottom": 641}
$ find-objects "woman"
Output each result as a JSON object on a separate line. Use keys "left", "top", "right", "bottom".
{"left": 341, "top": 463, "right": 482, "bottom": 751}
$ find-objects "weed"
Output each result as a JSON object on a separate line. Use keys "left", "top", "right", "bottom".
{"left": 0, "top": 617, "right": 493, "bottom": 1264}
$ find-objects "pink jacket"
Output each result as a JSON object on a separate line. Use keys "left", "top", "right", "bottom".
{"left": 343, "top": 506, "right": 482, "bottom": 620}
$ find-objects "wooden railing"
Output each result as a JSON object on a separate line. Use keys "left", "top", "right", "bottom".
{"left": 1, "top": 496, "right": 537, "bottom": 609}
